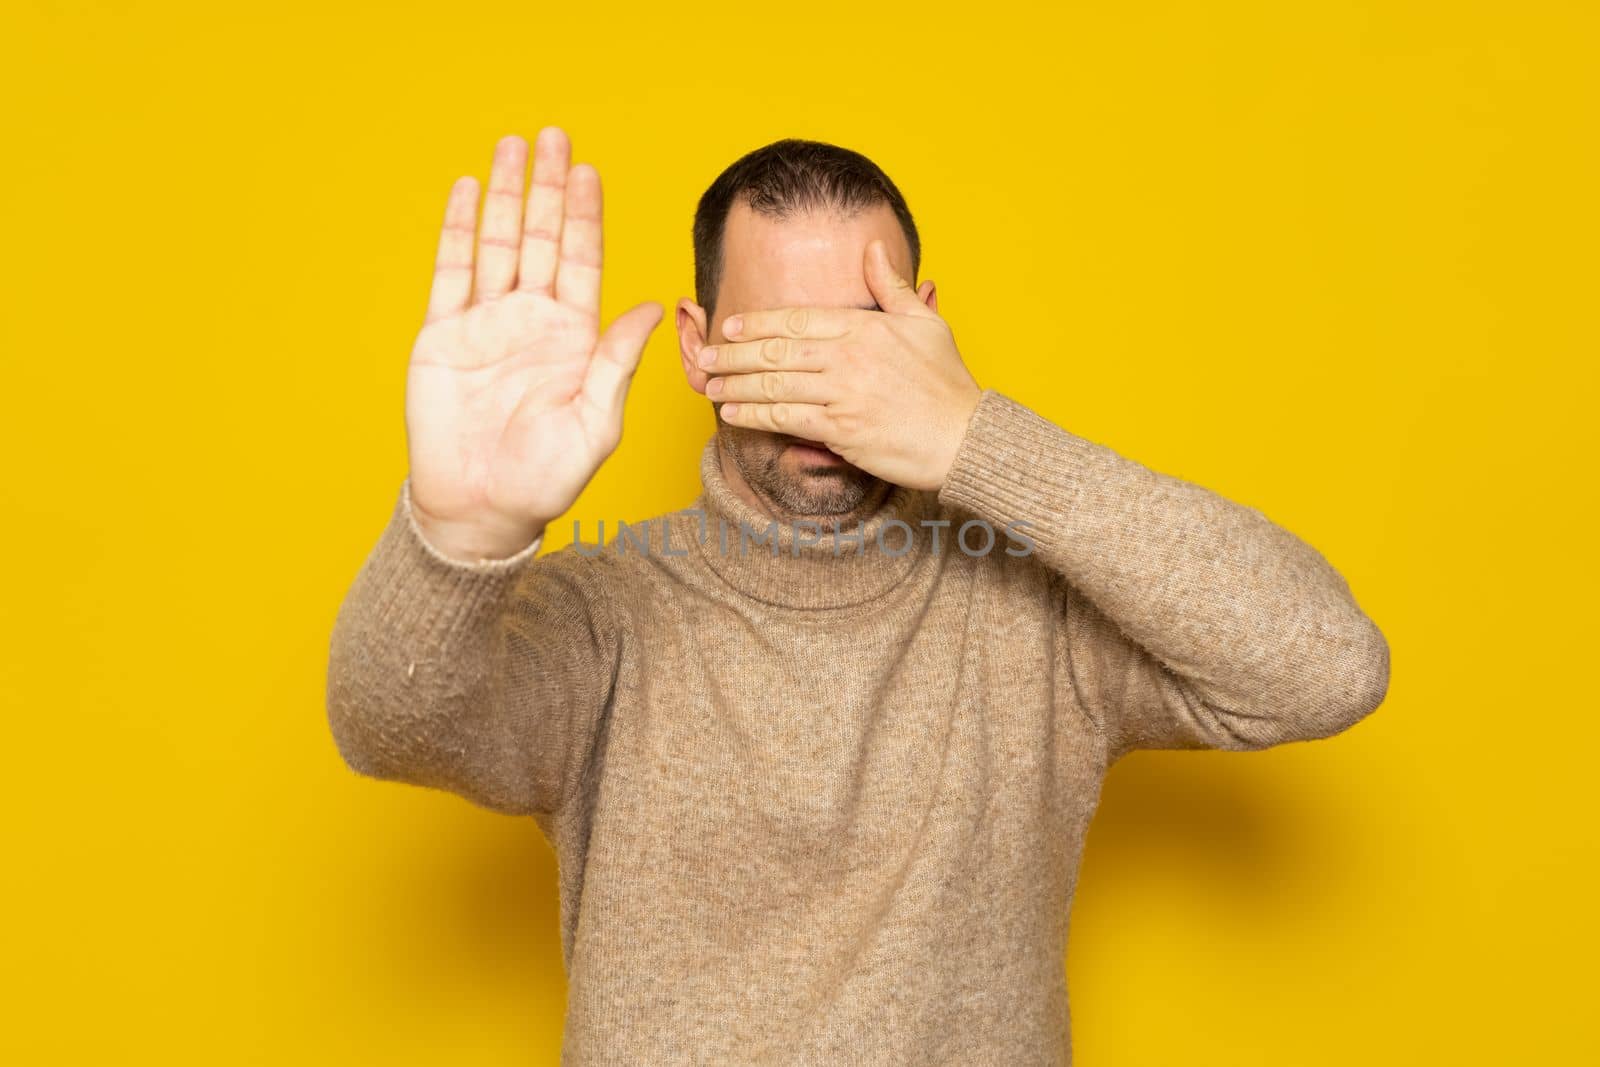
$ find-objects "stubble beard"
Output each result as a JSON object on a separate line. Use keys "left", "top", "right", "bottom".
{"left": 721, "top": 429, "right": 891, "bottom": 534}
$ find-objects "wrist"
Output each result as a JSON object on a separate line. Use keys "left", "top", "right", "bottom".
{"left": 406, "top": 489, "right": 546, "bottom": 564}
{"left": 933, "top": 382, "right": 984, "bottom": 489}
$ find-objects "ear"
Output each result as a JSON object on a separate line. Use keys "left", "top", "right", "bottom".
{"left": 917, "top": 279, "right": 938, "bottom": 314}
{"left": 676, "top": 298, "right": 711, "bottom": 394}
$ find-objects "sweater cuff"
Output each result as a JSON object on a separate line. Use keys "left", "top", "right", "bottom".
{"left": 355, "top": 482, "right": 542, "bottom": 649}
{"left": 398, "top": 479, "right": 544, "bottom": 570}
{"left": 937, "top": 390, "right": 1100, "bottom": 544}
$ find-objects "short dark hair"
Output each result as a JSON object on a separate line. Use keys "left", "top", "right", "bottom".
{"left": 692, "top": 138, "right": 921, "bottom": 322}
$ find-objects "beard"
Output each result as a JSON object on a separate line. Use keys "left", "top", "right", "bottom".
{"left": 719, "top": 423, "right": 889, "bottom": 532}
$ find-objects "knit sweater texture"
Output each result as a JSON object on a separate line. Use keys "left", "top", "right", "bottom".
{"left": 325, "top": 389, "right": 1390, "bottom": 1065}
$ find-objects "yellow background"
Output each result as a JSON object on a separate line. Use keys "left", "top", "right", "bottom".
{"left": 4, "top": 1, "right": 1595, "bottom": 1062}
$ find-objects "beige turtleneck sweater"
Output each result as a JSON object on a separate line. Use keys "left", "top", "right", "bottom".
{"left": 325, "top": 389, "right": 1390, "bottom": 1065}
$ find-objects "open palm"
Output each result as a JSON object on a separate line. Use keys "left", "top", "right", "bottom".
{"left": 405, "top": 128, "right": 662, "bottom": 561}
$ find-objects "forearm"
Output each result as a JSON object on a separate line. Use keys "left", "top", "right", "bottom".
{"left": 325, "top": 481, "right": 548, "bottom": 814}
{"left": 939, "top": 390, "right": 1390, "bottom": 746}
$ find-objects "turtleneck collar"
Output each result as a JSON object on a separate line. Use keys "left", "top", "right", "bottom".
{"left": 679, "top": 435, "right": 938, "bottom": 611}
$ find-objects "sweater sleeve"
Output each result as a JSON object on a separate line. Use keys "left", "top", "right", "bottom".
{"left": 937, "top": 389, "right": 1390, "bottom": 765}
{"left": 325, "top": 481, "right": 619, "bottom": 816}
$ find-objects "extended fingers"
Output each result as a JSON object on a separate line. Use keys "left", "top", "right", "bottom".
{"left": 425, "top": 175, "right": 479, "bottom": 323}
{"left": 698, "top": 335, "right": 831, "bottom": 373}
{"left": 718, "top": 401, "right": 831, "bottom": 438}
{"left": 721, "top": 305, "right": 862, "bottom": 342}
{"left": 518, "top": 127, "right": 569, "bottom": 296}
{"left": 555, "top": 163, "right": 603, "bottom": 315}
{"left": 474, "top": 135, "right": 528, "bottom": 303}
{"left": 706, "top": 369, "right": 832, "bottom": 404}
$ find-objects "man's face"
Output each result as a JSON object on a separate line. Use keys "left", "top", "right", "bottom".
{"left": 682, "top": 200, "right": 932, "bottom": 522}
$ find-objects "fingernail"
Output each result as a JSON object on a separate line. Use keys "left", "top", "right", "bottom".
{"left": 707, "top": 377, "right": 723, "bottom": 396}
{"left": 723, "top": 315, "right": 742, "bottom": 338}
{"left": 721, "top": 403, "right": 740, "bottom": 419}
{"left": 699, "top": 345, "right": 716, "bottom": 368}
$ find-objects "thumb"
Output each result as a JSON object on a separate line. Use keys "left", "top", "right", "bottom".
{"left": 581, "top": 300, "right": 664, "bottom": 429}
{"left": 864, "top": 239, "right": 927, "bottom": 316}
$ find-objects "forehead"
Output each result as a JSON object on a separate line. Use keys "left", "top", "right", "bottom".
{"left": 716, "top": 199, "right": 912, "bottom": 314}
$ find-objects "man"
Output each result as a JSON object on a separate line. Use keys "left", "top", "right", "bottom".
{"left": 326, "top": 127, "right": 1390, "bottom": 1065}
